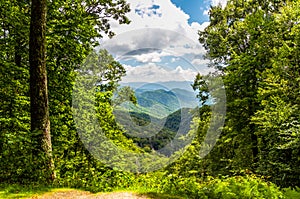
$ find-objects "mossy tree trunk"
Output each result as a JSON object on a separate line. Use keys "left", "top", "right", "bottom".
{"left": 29, "top": 0, "right": 55, "bottom": 182}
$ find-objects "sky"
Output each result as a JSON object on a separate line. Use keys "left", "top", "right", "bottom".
{"left": 100, "top": 0, "right": 228, "bottom": 83}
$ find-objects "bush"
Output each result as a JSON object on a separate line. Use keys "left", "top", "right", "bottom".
{"left": 199, "top": 175, "right": 284, "bottom": 199}
{"left": 148, "top": 174, "right": 284, "bottom": 199}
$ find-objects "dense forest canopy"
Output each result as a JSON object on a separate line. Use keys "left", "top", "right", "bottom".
{"left": 198, "top": 0, "right": 300, "bottom": 188}
{"left": 0, "top": 0, "right": 299, "bottom": 198}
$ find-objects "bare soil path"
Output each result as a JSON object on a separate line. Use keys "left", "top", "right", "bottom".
{"left": 31, "top": 190, "right": 149, "bottom": 199}
{"left": 28, "top": 189, "right": 183, "bottom": 199}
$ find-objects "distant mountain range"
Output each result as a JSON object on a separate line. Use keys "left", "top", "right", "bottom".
{"left": 114, "top": 81, "right": 201, "bottom": 155}
{"left": 119, "top": 81, "right": 199, "bottom": 118}
{"left": 116, "top": 89, "right": 199, "bottom": 118}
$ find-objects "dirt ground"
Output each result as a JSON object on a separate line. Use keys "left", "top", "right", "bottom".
{"left": 30, "top": 190, "right": 150, "bottom": 199}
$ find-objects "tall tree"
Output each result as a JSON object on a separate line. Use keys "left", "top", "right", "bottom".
{"left": 1, "top": 0, "right": 131, "bottom": 184}
{"left": 198, "top": 0, "right": 286, "bottom": 173}
{"left": 29, "top": 0, "right": 55, "bottom": 181}
{"left": 197, "top": 0, "right": 300, "bottom": 188}
{"left": 252, "top": 0, "right": 300, "bottom": 187}
{"left": 0, "top": 0, "right": 31, "bottom": 182}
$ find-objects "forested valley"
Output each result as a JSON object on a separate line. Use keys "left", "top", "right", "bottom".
{"left": 0, "top": 0, "right": 300, "bottom": 198}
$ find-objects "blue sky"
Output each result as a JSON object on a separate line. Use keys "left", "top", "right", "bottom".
{"left": 101, "top": 0, "right": 227, "bottom": 83}
{"left": 171, "top": 0, "right": 210, "bottom": 24}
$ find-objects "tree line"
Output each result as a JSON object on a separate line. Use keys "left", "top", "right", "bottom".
{"left": 0, "top": 0, "right": 131, "bottom": 184}
{"left": 174, "top": 0, "right": 300, "bottom": 188}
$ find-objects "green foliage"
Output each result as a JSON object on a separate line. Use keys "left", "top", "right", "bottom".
{"left": 250, "top": 1, "right": 300, "bottom": 188}
{"left": 200, "top": 2, "right": 275, "bottom": 171}
{"left": 175, "top": 175, "right": 283, "bottom": 199}
{"left": 282, "top": 188, "right": 300, "bottom": 199}
{"left": 119, "top": 89, "right": 186, "bottom": 118}
{"left": 54, "top": 48, "right": 142, "bottom": 186}
{"left": 165, "top": 106, "right": 210, "bottom": 178}
{"left": 198, "top": 175, "right": 284, "bottom": 199}
{"left": 113, "top": 86, "right": 137, "bottom": 106}
{"left": 133, "top": 173, "right": 284, "bottom": 199}
{"left": 0, "top": 0, "right": 31, "bottom": 183}
{"left": 197, "top": 0, "right": 300, "bottom": 188}
{"left": 1, "top": 0, "right": 300, "bottom": 193}
{"left": 0, "top": 183, "right": 52, "bottom": 199}
{"left": 192, "top": 73, "right": 209, "bottom": 106}
{"left": 0, "top": 0, "right": 131, "bottom": 185}
{"left": 117, "top": 108, "right": 192, "bottom": 155}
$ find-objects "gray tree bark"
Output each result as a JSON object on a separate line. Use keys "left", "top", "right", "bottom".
{"left": 29, "top": 0, "right": 55, "bottom": 182}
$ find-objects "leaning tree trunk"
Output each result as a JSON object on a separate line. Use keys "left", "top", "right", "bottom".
{"left": 29, "top": 0, "right": 55, "bottom": 182}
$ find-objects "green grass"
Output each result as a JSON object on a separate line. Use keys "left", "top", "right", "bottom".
{"left": 1, "top": 183, "right": 297, "bottom": 199}
{"left": 0, "top": 184, "right": 52, "bottom": 198}
{"left": 0, "top": 184, "right": 91, "bottom": 199}
{"left": 283, "top": 187, "right": 300, "bottom": 199}
{"left": 138, "top": 192, "right": 185, "bottom": 199}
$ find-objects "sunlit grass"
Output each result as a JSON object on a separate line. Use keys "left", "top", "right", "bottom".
{"left": 136, "top": 192, "right": 185, "bottom": 199}
{"left": 0, "top": 184, "right": 50, "bottom": 198}
{"left": 0, "top": 185, "right": 83, "bottom": 199}
{"left": 1, "top": 183, "right": 298, "bottom": 199}
{"left": 283, "top": 187, "right": 300, "bottom": 199}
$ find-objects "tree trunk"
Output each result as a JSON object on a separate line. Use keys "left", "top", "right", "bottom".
{"left": 29, "top": 0, "right": 55, "bottom": 182}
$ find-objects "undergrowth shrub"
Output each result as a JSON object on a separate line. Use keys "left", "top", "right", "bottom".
{"left": 200, "top": 175, "right": 284, "bottom": 199}
{"left": 135, "top": 173, "right": 284, "bottom": 199}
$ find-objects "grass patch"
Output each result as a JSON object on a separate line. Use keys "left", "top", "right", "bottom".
{"left": 137, "top": 192, "right": 185, "bottom": 199}
{"left": 1, "top": 181, "right": 294, "bottom": 199}
{"left": 0, "top": 184, "right": 88, "bottom": 199}
{"left": 283, "top": 187, "right": 300, "bottom": 199}
{"left": 0, "top": 184, "right": 52, "bottom": 199}
{"left": 108, "top": 187, "right": 185, "bottom": 199}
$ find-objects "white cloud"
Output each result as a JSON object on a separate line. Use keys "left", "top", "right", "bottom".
{"left": 191, "top": 22, "right": 210, "bottom": 32}
{"left": 133, "top": 51, "right": 170, "bottom": 63}
{"left": 192, "top": 58, "right": 209, "bottom": 66}
{"left": 204, "top": 0, "right": 228, "bottom": 16}
{"left": 99, "top": 0, "right": 214, "bottom": 83}
{"left": 211, "top": 0, "right": 227, "bottom": 8}
{"left": 103, "top": 0, "right": 208, "bottom": 47}
{"left": 108, "top": 0, "right": 192, "bottom": 37}
{"left": 103, "top": 28, "right": 205, "bottom": 61}
{"left": 122, "top": 64, "right": 198, "bottom": 83}
{"left": 171, "top": 57, "right": 180, "bottom": 63}
{"left": 203, "top": 9, "right": 209, "bottom": 16}
{"left": 135, "top": 2, "right": 162, "bottom": 18}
